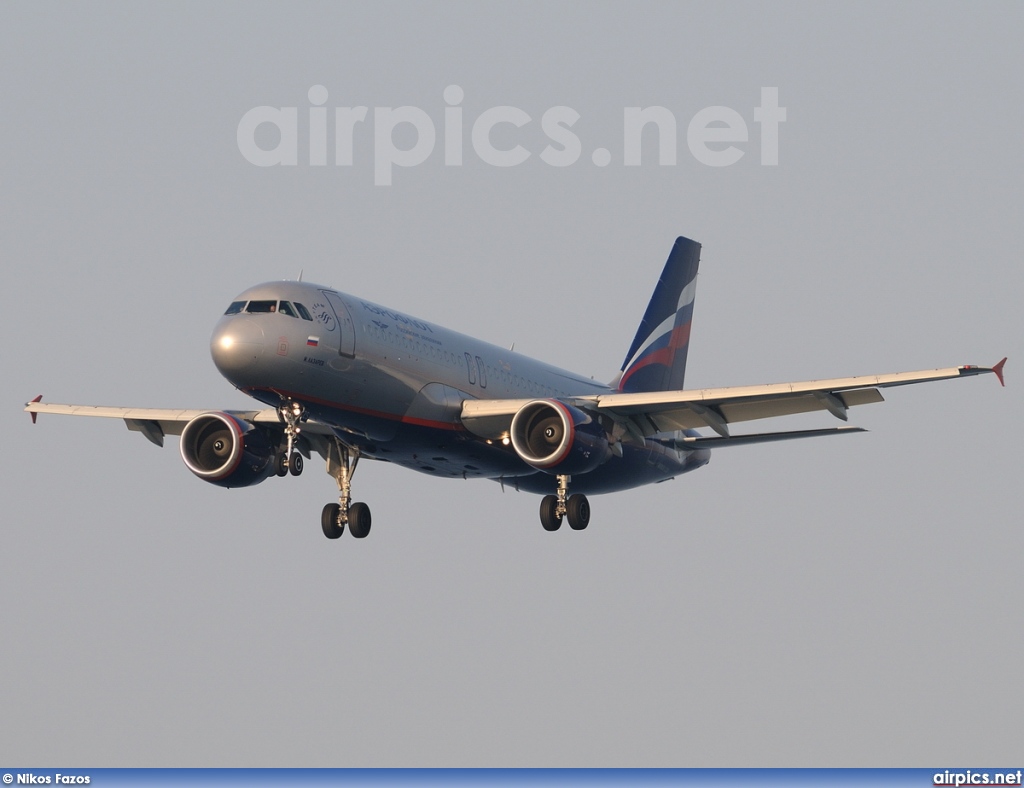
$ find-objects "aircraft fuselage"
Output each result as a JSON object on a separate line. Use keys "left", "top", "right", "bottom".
{"left": 211, "top": 281, "right": 709, "bottom": 494}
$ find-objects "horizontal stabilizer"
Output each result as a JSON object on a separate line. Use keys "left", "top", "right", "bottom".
{"left": 655, "top": 425, "right": 867, "bottom": 450}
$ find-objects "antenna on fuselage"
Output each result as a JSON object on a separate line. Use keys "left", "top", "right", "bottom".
{"left": 297, "top": 269, "right": 304, "bottom": 282}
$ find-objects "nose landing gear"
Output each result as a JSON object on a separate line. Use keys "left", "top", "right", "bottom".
{"left": 277, "top": 399, "right": 306, "bottom": 476}
{"left": 321, "top": 439, "right": 372, "bottom": 540}
{"left": 539, "top": 474, "right": 590, "bottom": 532}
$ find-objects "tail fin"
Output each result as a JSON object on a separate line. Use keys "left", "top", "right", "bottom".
{"left": 615, "top": 236, "right": 701, "bottom": 393}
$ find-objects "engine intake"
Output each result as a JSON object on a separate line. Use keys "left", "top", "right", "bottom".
{"left": 510, "top": 400, "right": 611, "bottom": 475}
{"left": 179, "top": 412, "right": 276, "bottom": 488}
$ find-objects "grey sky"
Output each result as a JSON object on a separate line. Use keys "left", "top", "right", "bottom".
{"left": 2, "top": 0, "right": 1022, "bottom": 767}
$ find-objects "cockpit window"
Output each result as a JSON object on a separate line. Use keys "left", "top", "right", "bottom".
{"left": 278, "top": 301, "right": 298, "bottom": 318}
{"left": 293, "top": 302, "right": 314, "bottom": 321}
{"left": 224, "top": 301, "right": 246, "bottom": 315}
{"left": 246, "top": 300, "right": 277, "bottom": 314}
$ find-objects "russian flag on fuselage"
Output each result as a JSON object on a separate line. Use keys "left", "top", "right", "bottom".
{"left": 617, "top": 236, "right": 701, "bottom": 393}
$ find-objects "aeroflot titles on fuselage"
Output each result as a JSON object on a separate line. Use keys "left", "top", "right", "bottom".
{"left": 360, "top": 301, "right": 434, "bottom": 333}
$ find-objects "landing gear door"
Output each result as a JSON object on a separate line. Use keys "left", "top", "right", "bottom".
{"left": 320, "top": 291, "right": 356, "bottom": 358}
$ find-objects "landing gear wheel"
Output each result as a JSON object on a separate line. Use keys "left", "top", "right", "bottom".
{"left": 540, "top": 495, "right": 562, "bottom": 531}
{"left": 348, "top": 502, "right": 372, "bottom": 539}
{"left": 276, "top": 453, "right": 288, "bottom": 477}
{"left": 288, "top": 452, "right": 304, "bottom": 476}
{"left": 566, "top": 494, "right": 590, "bottom": 530}
{"left": 324, "top": 439, "right": 371, "bottom": 543}
{"left": 321, "top": 503, "right": 344, "bottom": 539}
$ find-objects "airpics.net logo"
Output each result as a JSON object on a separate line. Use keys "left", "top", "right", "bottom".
{"left": 236, "top": 86, "right": 786, "bottom": 185}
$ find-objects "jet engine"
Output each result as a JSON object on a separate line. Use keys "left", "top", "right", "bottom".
{"left": 509, "top": 399, "right": 612, "bottom": 475}
{"left": 179, "top": 412, "right": 277, "bottom": 488}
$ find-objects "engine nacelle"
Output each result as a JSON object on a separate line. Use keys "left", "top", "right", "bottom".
{"left": 510, "top": 399, "right": 612, "bottom": 475}
{"left": 179, "top": 412, "right": 276, "bottom": 488}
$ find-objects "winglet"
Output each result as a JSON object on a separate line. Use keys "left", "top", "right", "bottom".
{"left": 992, "top": 357, "right": 1007, "bottom": 387}
{"left": 28, "top": 394, "right": 42, "bottom": 424}
{"left": 960, "top": 359, "right": 1007, "bottom": 386}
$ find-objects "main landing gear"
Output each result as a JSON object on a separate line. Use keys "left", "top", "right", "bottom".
{"left": 539, "top": 474, "right": 591, "bottom": 532}
{"left": 274, "top": 400, "right": 371, "bottom": 541}
{"left": 275, "top": 400, "right": 306, "bottom": 477}
{"left": 321, "top": 439, "right": 371, "bottom": 540}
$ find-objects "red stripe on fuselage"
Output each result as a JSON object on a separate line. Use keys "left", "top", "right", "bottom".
{"left": 247, "top": 387, "right": 465, "bottom": 432}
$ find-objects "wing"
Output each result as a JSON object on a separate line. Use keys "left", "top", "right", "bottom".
{"left": 460, "top": 359, "right": 1006, "bottom": 442}
{"left": 24, "top": 398, "right": 339, "bottom": 458}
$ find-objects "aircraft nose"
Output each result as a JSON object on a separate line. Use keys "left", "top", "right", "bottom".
{"left": 211, "top": 317, "right": 265, "bottom": 374}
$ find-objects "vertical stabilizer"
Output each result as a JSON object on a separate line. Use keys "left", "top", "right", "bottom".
{"left": 616, "top": 236, "right": 701, "bottom": 393}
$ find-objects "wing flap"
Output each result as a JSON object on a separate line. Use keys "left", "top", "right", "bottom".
{"left": 589, "top": 364, "right": 988, "bottom": 411}
{"left": 584, "top": 362, "right": 1002, "bottom": 436}
{"left": 640, "top": 389, "right": 884, "bottom": 432}
{"left": 655, "top": 425, "right": 867, "bottom": 450}
{"left": 26, "top": 403, "right": 217, "bottom": 440}
{"left": 717, "top": 387, "right": 884, "bottom": 424}
{"left": 24, "top": 400, "right": 340, "bottom": 450}
{"left": 26, "top": 402, "right": 213, "bottom": 423}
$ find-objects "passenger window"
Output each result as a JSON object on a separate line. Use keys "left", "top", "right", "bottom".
{"left": 293, "top": 303, "right": 314, "bottom": 321}
{"left": 246, "top": 300, "right": 277, "bottom": 314}
{"left": 224, "top": 301, "right": 246, "bottom": 315}
{"left": 278, "top": 301, "right": 298, "bottom": 318}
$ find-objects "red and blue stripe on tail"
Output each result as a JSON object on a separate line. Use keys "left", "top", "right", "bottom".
{"left": 616, "top": 236, "right": 701, "bottom": 393}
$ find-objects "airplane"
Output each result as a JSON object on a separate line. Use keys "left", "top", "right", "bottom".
{"left": 25, "top": 236, "right": 1006, "bottom": 540}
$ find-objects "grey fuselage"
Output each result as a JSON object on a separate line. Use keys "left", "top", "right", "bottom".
{"left": 211, "top": 281, "right": 709, "bottom": 494}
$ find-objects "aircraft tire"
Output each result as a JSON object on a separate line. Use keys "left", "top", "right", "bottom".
{"left": 540, "top": 495, "right": 562, "bottom": 531}
{"left": 348, "top": 502, "right": 372, "bottom": 539}
{"left": 276, "top": 453, "right": 288, "bottom": 477}
{"left": 289, "top": 452, "right": 304, "bottom": 476}
{"left": 567, "top": 494, "right": 590, "bottom": 530}
{"left": 322, "top": 503, "right": 344, "bottom": 539}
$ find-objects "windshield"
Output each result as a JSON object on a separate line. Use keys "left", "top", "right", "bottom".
{"left": 225, "top": 299, "right": 313, "bottom": 319}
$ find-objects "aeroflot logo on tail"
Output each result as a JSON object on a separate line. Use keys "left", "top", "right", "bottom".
{"left": 237, "top": 86, "right": 786, "bottom": 185}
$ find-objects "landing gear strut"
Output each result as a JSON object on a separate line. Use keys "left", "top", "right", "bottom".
{"left": 539, "top": 474, "right": 590, "bottom": 532}
{"left": 277, "top": 399, "right": 306, "bottom": 476}
{"left": 322, "top": 439, "right": 371, "bottom": 540}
